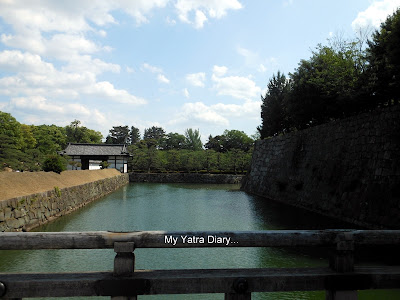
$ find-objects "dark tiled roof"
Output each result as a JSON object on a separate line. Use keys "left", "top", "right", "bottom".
{"left": 61, "top": 143, "right": 130, "bottom": 156}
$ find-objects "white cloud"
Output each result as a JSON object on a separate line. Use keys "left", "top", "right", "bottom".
{"left": 212, "top": 74, "right": 261, "bottom": 101}
{"left": 142, "top": 62, "right": 163, "bottom": 73}
{"left": 166, "top": 16, "right": 177, "bottom": 25}
{"left": 212, "top": 65, "right": 228, "bottom": 77}
{"left": 194, "top": 10, "right": 208, "bottom": 28}
{"left": 142, "top": 62, "right": 170, "bottom": 84}
{"left": 126, "top": 66, "right": 134, "bottom": 73}
{"left": 0, "top": 50, "right": 145, "bottom": 106}
{"left": 237, "top": 46, "right": 256, "bottom": 63}
{"left": 87, "top": 81, "right": 147, "bottom": 105}
{"left": 183, "top": 88, "right": 190, "bottom": 98}
{"left": 9, "top": 96, "right": 96, "bottom": 119}
{"left": 169, "top": 99, "right": 261, "bottom": 127}
{"left": 98, "top": 30, "right": 107, "bottom": 37}
{"left": 175, "top": 0, "right": 243, "bottom": 28}
{"left": 258, "top": 64, "right": 267, "bottom": 73}
{"left": 186, "top": 72, "right": 206, "bottom": 87}
{"left": 352, "top": 0, "right": 400, "bottom": 30}
{"left": 63, "top": 55, "right": 121, "bottom": 75}
{"left": 0, "top": 50, "right": 54, "bottom": 74}
{"left": 211, "top": 64, "right": 261, "bottom": 100}
{"left": 237, "top": 46, "right": 278, "bottom": 72}
{"left": 157, "top": 74, "right": 170, "bottom": 84}
{"left": 170, "top": 102, "right": 229, "bottom": 126}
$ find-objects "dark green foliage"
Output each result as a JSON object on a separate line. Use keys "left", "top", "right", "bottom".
{"left": 0, "top": 111, "right": 23, "bottom": 149}
{"left": 143, "top": 126, "right": 166, "bottom": 149}
{"left": 32, "top": 125, "right": 67, "bottom": 154}
{"left": 366, "top": 8, "right": 400, "bottom": 106}
{"left": 65, "top": 120, "right": 102, "bottom": 144}
{"left": 204, "top": 135, "right": 227, "bottom": 152}
{"left": 100, "top": 161, "right": 110, "bottom": 169}
{"left": 258, "top": 8, "right": 400, "bottom": 136}
{"left": 42, "top": 154, "right": 67, "bottom": 174}
{"left": 288, "top": 44, "right": 362, "bottom": 128}
{"left": 106, "top": 126, "right": 130, "bottom": 144}
{"left": 130, "top": 126, "right": 140, "bottom": 145}
{"left": 162, "top": 132, "right": 186, "bottom": 150}
{"left": 223, "top": 130, "right": 254, "bottom": 152}
{"left": 258, "top": 72, "right": 290, "bottom": 138}
{"left": 128, "top": 132, "right": 253, "bottom": 174}
{"left": 205, "top": 130, "right": 254, "bottom": 152}
{"left": 184, "top": 128, "right": 203, "bottom": 151}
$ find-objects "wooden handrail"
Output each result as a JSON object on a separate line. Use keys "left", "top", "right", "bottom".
{"left": 0, "top": 230, "right": 400, "bottom": 250}
{"left": 0, "top": 230, "right": 399, "bottom": 300}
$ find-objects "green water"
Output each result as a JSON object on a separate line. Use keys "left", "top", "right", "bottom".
{"left": 0, "top": 183, "right": 399, "bottom": 299}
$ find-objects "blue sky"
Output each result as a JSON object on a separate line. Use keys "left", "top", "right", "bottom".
{"left": 0, "top": 0, "right": 399, "bottom": 142}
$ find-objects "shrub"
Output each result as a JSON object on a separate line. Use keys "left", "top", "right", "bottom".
{"left": 100, "top": 161, "right": 110, "bottom": 169}
{"left": 42, "top": 154, "right": 66, "bottom": 174}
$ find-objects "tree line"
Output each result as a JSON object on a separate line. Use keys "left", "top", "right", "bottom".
{"left": 258, "top": 8, "right": 400, "bottom": 138}
{"left": 105, "top": 125, "right": 254, "bottom": 174}
{"left": 0, "top": 112, "right": 254, "bottom": 174}
{"left": 0, "top": 114, "right": 102, "bottom": 172}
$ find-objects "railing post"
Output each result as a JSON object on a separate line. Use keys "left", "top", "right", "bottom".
{"left": 326, "top": 233, "right": 357, "bottom": 300}
{"left": 225, "top": 278, "right": 251, "bottom": 300}
{"left": 112, "top": 242, "right": 136, "bottom": 300}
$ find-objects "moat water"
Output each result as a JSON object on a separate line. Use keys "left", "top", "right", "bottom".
{"left": 0, "top": 183, "right": 398, "bottom": 299}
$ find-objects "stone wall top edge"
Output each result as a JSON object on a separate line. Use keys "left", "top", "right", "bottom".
{"left": 0, "top": 172, "right": 128, "bottom": 204}
{"left": 256, "top": 105, "right": 399, "bottom": 147}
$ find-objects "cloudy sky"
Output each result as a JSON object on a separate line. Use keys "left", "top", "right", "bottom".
{"left": 0, "top": 0, "right": 399, "bottom": 141}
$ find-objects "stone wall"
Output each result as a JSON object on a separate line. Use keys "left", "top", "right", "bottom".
{"left": 0, "top": 173, "right": 129, "bottom": 232}
{"left": 130, "top": 173, "right": 244, "bottom": 184}
{"left": 242, "top": 105, "right": 400, "bottom": 229}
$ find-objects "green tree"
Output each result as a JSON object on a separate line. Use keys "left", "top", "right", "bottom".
{"left": 106, "top": 126, "right": 130, "bottom": 144}
{"left": 33, "top": 125, "right": 66, "bottom": 155}
{"left": 163, "top": 132, "right": 186, "bottom": 150}
{"left": 366, "top": 8, "right": 400, "bottom": 105}
{"left": 205, "top": 134, "right": 227, "bottom": 152}
{"left": 65, "top": 120, "right": 102, "bottom": 144}
{"left": 202, "top": 149, "right": 217, "bottom": 173}
{"left": 287, "top": 42, "right": 364, "bottom": 129}
{"left": 130, "top": 126, "right": 140, "bottom": 145}
{"left": 184, "top": 128, "right": 203, "bottom": 151}
{"left": 0, "top": 111, "right": 23, "bottom": 149}
{"left": 42, "top": 154, "right": 67, "bottom": 174}
{"left": 20, "top": 124, "right": 37, "bottom": 151}
{"left": 179, "top": 150, "right": 202, "bottom": 172}
{"left": 143, "top": 126, "right": 166, "bottom": 149}
{"left": 258, "top": 72, "right": 290, "bottom": 138}
{"left": 223, "top": 129, "right": 254, "bottom": 151}
{"left": 0, "top": 134, "right": 26, "bottom": 170}
{"left": 166, "top": 150, "right": 181, "bottom": 171}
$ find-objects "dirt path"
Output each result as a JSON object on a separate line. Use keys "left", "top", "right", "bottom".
{"left": 0, "top": 169, "right": 122, "bottom": 201}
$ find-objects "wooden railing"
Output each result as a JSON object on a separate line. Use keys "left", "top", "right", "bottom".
{"left": 0, "top": 230, "right": 399, "bottom": 299}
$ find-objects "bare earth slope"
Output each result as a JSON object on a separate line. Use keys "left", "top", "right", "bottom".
{"left": 0, "top": 169, "right": 121, "bottom": 201}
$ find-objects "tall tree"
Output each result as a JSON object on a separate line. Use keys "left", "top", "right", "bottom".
{"left": 366, "top": 8, "right": 400, "bottom": 106}
{"left": 258, "top": 72, "right": 290, "bottom": 138}
{"left": 287, "top": 42, "right": 364, "bottom": 129}
{"left": 205, "top": 134, "right": 227, "bottom": 152}
{"left": 130, "top": 126, "right": 140, "bottom": 145}
{"left": 163, "top": 132, "right": 186, "bottom": 150}
{"left": 223, "top": 129, "right": 254, "bottom": 152}
{"left": 143, "top": 126, "right": 166, "bottom": 148}
{"left": 33, "top": 125, "right": 66, "bottom": 154}
{"left": 65, "top": 120, "right": 102, "bottom": 144}
{"left": 106, "top": 126, "right": 130, "bottom": 144}
{"left": 0, "top": 111, "right": 23, "bottom": 149}
{"left": 184, "top": 128, "right": 203, "bottom": 151}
